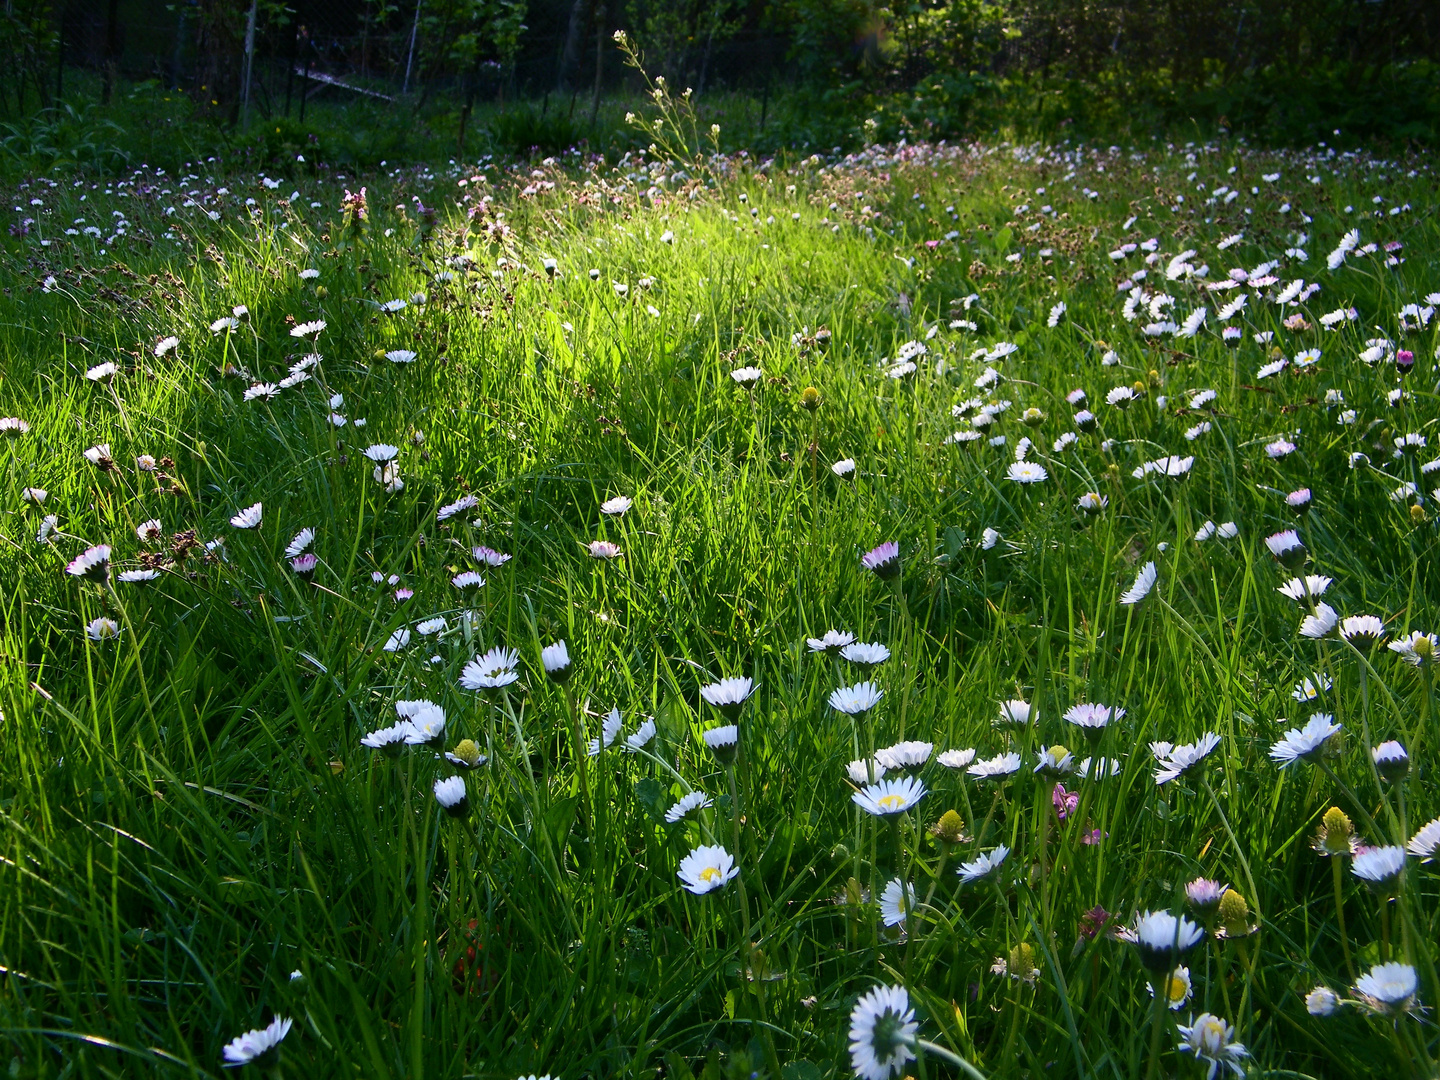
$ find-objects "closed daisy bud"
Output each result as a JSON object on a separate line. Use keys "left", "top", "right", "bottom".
{"left": 1185, "top": 878, "right": 1229, "bottom": 919}
{"left": 446, "top": 739, "right": 486, "bottom": 769}
{"left": 1372, "top": 740, "right": 1409, "bottom": 782}
{"left": 799, "top": 385, "right": 822, "bottom": 411}
{"left": 1306, "top": 986, "right": 1343, "bottom": 1016}
{"left": 540, "top": 639, "right": 572, "bottom": 683}
{"left": 434, "top": 775, "right": 470, "bottom": 818}
{"left": 1022, "top": 407, "right": 1045, "bottom": 427}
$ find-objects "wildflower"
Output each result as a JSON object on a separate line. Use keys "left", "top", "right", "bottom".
{"left": 1270, "top": 713, "right": 1341, "bottom": 767}
{"left": 1264, "top": 529, "right": 1306, "bottom": 568}
{"left": 154, "top": 336, "right": 180, "bottom": 357}
{"left": 807, "top": 629, "right": 855, "bottom": 654}
{"left": 230, "top": 503, "right": 263, "bottom": 530}
{"left": 703, "top": 724, "right": 739, "bottom": 765}
{"left": 1339, "top": 615, "right": 1386, "bottom": 650}
{"left": 399, "top": 701, "right": 446, "bottom": 745}
{"left": 84, "top": 443, "right": 114, "bottom": 469}
{"left": 1007, "top": 461, "right": 1048, "bottom": 484}
{"left": 957, "top": 845, "right": 1010, "bottom": 884}
{"left": 699, "top": 676, "right": 753, "bottom": 720}
{"left": 876, "top": 741, "right": 932, "bottom": 770}
{"left": 830, "top": 682, "right": 883, "bottom": 715}
{"left": 848, "top": 984, "right": 917, "bottom": 1080}
{"left": 967, "top": 752, "right": 1021, "bottom": 781}
{"left": 434, "top": 776, "right": 469, "bottom": 817}
{"left": 588, "top": 707, "right": 624, "bottom": 756}
{"left": 832, "top": 458, "right": 856, "bottom": 476}
{"left": 290, "top": 553, "right": 317, "bottom": 580}
{"left": 600, "top": 495, "right": 632, "bottom": 515}
{"left": 1300, "top": 602, "right": 1339, "bottom": 639}
{"left": 587, "top": 540, "right": 622, "bottom": 559}
{"left": 285, "top": 528, "right": 315, "bottom": 558}
{"left": 665, "top": 790, "right": 713, "bottom": 824}
{"left": 997, "top": 699, "right": 1032, "bottom": 726}
{"left": 66, "top": 544, "right": 112, "bottom": 583}
{"left": 472, "top": 546, "right": 511, "bottom": 567}
{"left": 853, "top": 776, "right": 927, "bottom": 816}
{"left": 360, "top": 722, "right": 410, "bottom": 756}
{"left": 841, "top": 641, "right": 890, "bottom": 667}
{"left": 1175, "top": 1013, "right": 1248, "bottom": 1079}
{"left": 222, "top": 1017, "right": 292, "bottom": 1067}
{"left": 1372, "top": 740, "right": 1409, "bottom": 782}
{"left": 1120, "top": 562, "right": 1157, "bottom": 606}
{"left": 1121, "top": 911, "right": 1204, "bottom": 972}
{"left": 437, "top": 495, "right": 480, "bottom": 522}
{"left": 86, "top": 361, "right": 118, "bottom": 382}
{"left": 1354, "top": 962, "right": 1420, "bottom": 1015}
{"left": 446, "top": 739, "right": 487, "bottom": 769}
{"left": 1314, "top": 807, "right": 1356, "bottom": 856}
{"left": 1064, "top": 702, "right": 1123, "bottom": 742}
{"left": 459, "top": 648, "right": 520, "bottom": 692}
{"left": 364, "top": 443, "right": 400, "bottom": 463}
{"left": 1148, "top": 966, "right": 1193, "bottom": 1010}
{"left": 936, "top": 748, "right": 976, "bottom": 771}
{"left": 1077, "top": 492, "right": 1107, "bottom": 514}
{"left": 861, "top": 541, "right": 901, "bottom": 580}
{"left": 540, "top": 640, "right": 572, "bottom": 683}
{"left": 1185, "top": 879, "right": 1229, "bottom": 919}
{"left": 1277, "top": 575, "right": 1332, "bottom": 602}
{"left": 0, "top": 417, "right": 31, "bottom": 438}
{"left": 1034, "top": 744, "right": 1075, "bottom": 776}
{"left": 1154, "top": 732, "right": 1221, "bottom": 784}
{"left": 452, "top": 571, "right": 486, "bottom": 592}
{"left": 290, "top": 320, "right": 326, "bottom": 339}
{"left": 85, "top": 617, "right": 121, "bottom": 642}
{"left": 119, "top": 568, "right": 161, "bottom": 584}
{"left": 1306, "top": 987, "right": 1343, "bottom": 1016}
{"left": 1389, "top": 630, "right": 1437, "bottom": 666}
{"left": 677, "top": 845, "right": 738, "bottom": 895}
{"left": 625, "top": 719, "right": 656, "bottom": 751}
{"left": 981, "top": 527, "right": 1002, "bottom": 550}
{"left": 1407, "top": 816, "right": 1440, "bottom": 860}
{"left": 1352, "top": 846, "right": 1405, "bottom": 895}
{"left": 1292, "top": 674, "right": 1332, "bottom": 702}
{"left": 879, "top": 878, "right": 914, "bottom": 926}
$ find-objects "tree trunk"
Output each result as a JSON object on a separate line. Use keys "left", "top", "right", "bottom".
{"left": 557, "top": 0, "right": 586, "bottom": 93}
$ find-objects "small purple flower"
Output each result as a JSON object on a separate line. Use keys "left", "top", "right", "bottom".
{"left": 1052, "top": 783, "right": 1079, "bottom": 820}
{"left": 862, "top": 541, "right": 901, "bottom": 581}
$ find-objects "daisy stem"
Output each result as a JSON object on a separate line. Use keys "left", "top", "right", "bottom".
{"left": 1380, "top": 900, "right": 1391, "bottom": 963}
{"left": 562, "top": 685, "right": 592, "bottom": 829}
{"left": 914, "top": 1039, "right": 986, "bottom": 1080}
{"left": 1332, "top": 855, "right": 1357, "bottom": 982}
{"left": 1145, "top": 971, "right": 1167, "bottom": 1080}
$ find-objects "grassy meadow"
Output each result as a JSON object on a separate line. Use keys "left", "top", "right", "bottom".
{"left": 1, "top": 110, "right": 1439, "bottom": 1080}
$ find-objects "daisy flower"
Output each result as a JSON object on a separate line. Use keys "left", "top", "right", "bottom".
{"left": 879, "top": 878, "right": 913, "bottom": 926}
{"left": 699, "top": 676, "right": 753, "bottom": 719}
{"left": 1388, "top": 630, "right": 1438, "bottom": 666}
{"left": 434, "top": 776, "right": 469, "bottom": 817}
{"left": 1351, "top": 846, "right": 1406, "bottom": 894}
{"left": 967, "top": 752, "right": 1021, "bottom": 781}
{"left": 957, "top": 845, "right": 1010, "bottom": 884}
{"left": 807, "top": 629, "right": 855, "bottom": 654}
{"left": 1264, "top": 529, "right": 1306, "bottom": 568}
{"left": 997, "top": 699, "right": 1032, "bottom": 726}
{"left": 1354, "top": 962, "right": 1420, "bottom": 1015}
{"left": 665, "top": 790, "right": 713, "bottom": 824}
{"left": 937, "top": 748, "right": 976, "bottom": 769}
{"left": 1306, "top": 987, "right": 1343, "bottom": 1016}
{"left": 363, "top": 444, "right": 399, "bottom": 463}
{"left": 861, "top": 541, "right": 901, "bottom": 580}
{"left": 230, "top": 503, "right": 263, "bottom": 530}
{"left": 702, "top": 724, "right": 739, "bottom": 764}
{"left": 677, "top": 845, "right": 738, "bottom": 895}
{"left": 1007, "top": 461, "right": 1048, "bottom": 484}
{"left": 852, "top": 776, "right": 926, "bottom": 816}
{"left": 847, "top": 985, "right": 917, "bottom": 1080}
{"left": 452, "top": 571, "right": 486, "bottom": 591}
{"left": 830, "top": 682, "right": 883, "bottom": 715}
{"left": 1339, "top": 615, "right": 1386, "bottom": 650}
{"left": 1148, "top": 966, "right": 1193, "bottom": 1010}
{"left": 222, "top": 1017, "right": 292, "bottom": 1067}
{"left": 875, "top": 741, "right": 932, "bottom": 770}
{"left": 85, "top": 616, "right": 121, "bottom": 642}
{"left": 290, "top": 320, "right": 326, "bottom": 339}
{"left": 360, "top": 722, "right": 410, "bottom": 755}
{"left": 832, "top": 458, "right": 857, "bottom": 476}
{"left": 1175, "top": 1013, "right": 1248, "bottom": 1079}
{"left": 841, "top": 641, "right": 890, "bottom": 666}
{"left": 1065, "top": 702, "right": 1124, "bottom": 740}
{"left": 284, "top": 528, "right": 315, "bottom": 558}
{"left": 1406, "top": 816, "right": 1440, "bottom": 861}
{"left": 1269, "top": 713, "right": 1341, "bottom": 767}
{"left": 1119, "top": 562, "right": 1157, "bottom": 605}
{"left": 472, "top": 546, "right": 511, "bottom": 567}
{"left": 600, "top": 495, "right": 632, "bottom": 515}
{"left": 1154, "top": 732, "right": 1221, "bottom": 784}
{"left": 399, "top": 701, "right": 446, "bottom": 744}
{"left": 1121, "top": 910, "right": 1204, "bottom": 972}
{"left": 846, "top": 758, "right": 887, "bottom": 784}
{"left": 66, "top": 544, "right": 112, "bottom": 582}
{"left": 1277, "top": 575, "right": 1332, "bottom": 602}
{"left": 1372, "top": 740, "right": 1409, "bottom": 782}
{"left": 1299, "top": 602, "right": 1339, "bottom": 639}
{"left": 587, "top": 540, "right": 622, "bottom": 559}
{"left": 588, "top": 707, "right": 625, "bottom": 755}
{"left": 540, "top": 640, "right": 572, "bottom": 683}
{"left": 625, "top": 719, "right": 656, "bottom": 751}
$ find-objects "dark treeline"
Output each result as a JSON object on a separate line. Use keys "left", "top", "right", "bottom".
{"left": 2, "top": 0, "right": 1438, "bottom": 146}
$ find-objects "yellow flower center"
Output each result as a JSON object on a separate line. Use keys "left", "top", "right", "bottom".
{"left": 1167, "top": 976, "right": 1188, "bottom": 1003}
{"left": 699, "top": 866, "right": 722, "bottom": 883}
{"left": 878, "top": 794, "right": 906, "bottom": 811}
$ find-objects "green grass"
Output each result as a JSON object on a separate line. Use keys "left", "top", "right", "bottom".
{"left": 0, "top": 131, "right": 1438, "bottom": 1080}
